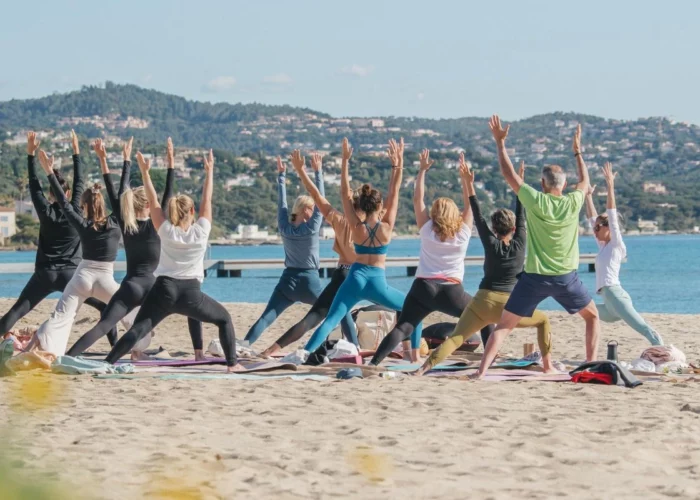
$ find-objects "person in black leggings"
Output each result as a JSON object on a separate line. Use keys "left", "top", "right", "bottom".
{"left": 106, "top": 150, "right": 241, "bottom": 371}
{"left": 0, "top": 131, "right": 116, "bottom": 343}
{"left": 67, "top": 138, "right": 203, "bottom": 358}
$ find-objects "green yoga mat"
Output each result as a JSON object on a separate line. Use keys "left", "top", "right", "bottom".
{"left": 387, "top": 359, "right": 538, "bottom": 372}
{"left": 94, "top": 373, "right": 330, "bottom": 381}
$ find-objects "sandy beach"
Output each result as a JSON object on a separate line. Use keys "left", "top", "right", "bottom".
{"left": 1, "top": 298, "right": 699, "bottom": 499}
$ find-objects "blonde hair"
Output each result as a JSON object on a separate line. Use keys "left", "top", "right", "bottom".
{"left": 80, "top": 183, "right": 107, "bottom": 230}
{"left": 167, "top": 194, "right": 195, "bottom": 228}
{"left": 291, "top": 195, "right": 314, "bottom": 223}
{"left": 121, "top": 187, "right": 148, "bottom": 235}
{"left": 430, "top": 197, "right": 462, "bottom": 241}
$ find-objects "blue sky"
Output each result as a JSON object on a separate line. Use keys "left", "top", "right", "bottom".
{"left": 1, "top": 0, "right": 698, "bottom": 122}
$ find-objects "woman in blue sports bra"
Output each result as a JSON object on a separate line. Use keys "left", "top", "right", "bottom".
{"left": 304, "top": 138, "right": 423, "bottom": 360}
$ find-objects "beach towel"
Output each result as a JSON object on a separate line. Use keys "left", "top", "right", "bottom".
{"left": 0, "top": 339, "right": 14, "bottom": 377}
{"left": 52, "top": 356, "right": 135, "bottom": 375}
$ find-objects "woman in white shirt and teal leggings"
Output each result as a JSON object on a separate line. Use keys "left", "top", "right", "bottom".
{"left": 585, "top": 162, "right": 663, "bottom": 346}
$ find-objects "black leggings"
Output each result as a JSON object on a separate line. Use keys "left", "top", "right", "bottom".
{"left": 369, "top": 278, "right": 494, "bottom": 365}
{"left": 0, "top": 268, "right": 117, "bottom": 345}
{"left": 274, "top": 267, "right": 359, "bottom": 349}
{"left": 66, "top": 274, "right": 203, "bottom": 356}
{"left": 105, "top": 276, "right": 236, "bottom": 366}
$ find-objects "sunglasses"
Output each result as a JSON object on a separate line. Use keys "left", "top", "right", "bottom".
{"left": 594, "top": 220, "right": 609, "bottom": 231}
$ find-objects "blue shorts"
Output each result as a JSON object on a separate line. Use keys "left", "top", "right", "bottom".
{"left": 505, "top": 271, "right": 592, "bottom": 317}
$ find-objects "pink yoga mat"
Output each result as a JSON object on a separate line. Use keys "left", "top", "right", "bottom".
{"left": 117, "top": 357, "right": 225, "bottom": 367}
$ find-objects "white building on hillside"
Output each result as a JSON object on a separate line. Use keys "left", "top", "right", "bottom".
{"left": 229, "top": 225, "right": 276, "bottom": 241}
{"left": 0, "top": 208, "right": 17, "bottom": 242}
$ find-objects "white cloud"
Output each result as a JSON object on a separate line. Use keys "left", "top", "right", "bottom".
{"left": 341, "top": 64, "right": 374, "bottom": 77}
{"left": 417, "top": 92, "right": 425, "bottom": 101}
{"left": 203, "top": 76, "right": 237, "bottom": 93}
{"left": 263, "top": 73, "right": 293, "bottom": 85}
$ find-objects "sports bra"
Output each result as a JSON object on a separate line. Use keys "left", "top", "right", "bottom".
{"left": 354, "top": 222, "right": 389, "bottom": 255}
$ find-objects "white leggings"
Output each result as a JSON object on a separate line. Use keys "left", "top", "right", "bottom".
{"left": 37, "top": 260, "right": 129, "bottom": 356}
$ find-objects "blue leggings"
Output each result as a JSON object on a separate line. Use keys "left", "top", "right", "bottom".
{"left": 598, "top": 285, "right": 663, "bottom": 346}
{"left": 304, "top": 263, "right": 422, "bottom": 353}
{"left": 245, "top": 268, "right": 326, "bottom": 345}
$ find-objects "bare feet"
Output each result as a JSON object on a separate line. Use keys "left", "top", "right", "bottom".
{"left": 226, "top": 363, "right": 246, "bottom": 373}
{"left": 130, "top": 350, "right": 153, "bottom": 361}
{"left": 467, "top": 371, "right": 483, "bottom": 381}
{"left": 194, "top": 349, "right": 206, "bottom": 361}
{"left": 260, "top": 344, "right": 280, "bottom": 360}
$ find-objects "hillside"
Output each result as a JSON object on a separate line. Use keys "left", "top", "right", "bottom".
{"left": 1, "top": 83, "right": 699, "bottom": 235}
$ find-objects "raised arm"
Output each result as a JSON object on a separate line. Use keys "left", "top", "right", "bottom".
{"left": 161, "top": 137, "right": 175, "bottom": 207}
{"left": 136, "top": 152, "right": 165, "bottom": 230}
{"left": 584, "top": 184, "right": 598, "bottom": 221}
{"left": 413, "top": 149, "right": 432, "bottom": 228}
{"left": 340, "top": 138, "right": 362, "bottom": 227}
{"left": 26, "top": 132, "right": 50, "bottom": 215}
{"left": 199, "top": 149, "right": 214, "bottom": 223}
{"left": 118, "top": 137, "right": 134, "bottom": 197}
{"left": 69, "top": 130, "right": 85, "bottom": 211}
{"left": 513, "top": 161, "right": 527, "bottom": 241}
{"left": 95, "top": 139, "right": 120, "bottom": 218}
{"left": 381, "top": 138, "right": 404, "bottom": 227}
{"left": 602, "top": 162, "right": 622, "bottom": 244}
{"left": 290, "top": 150, "right": 333, "bottom": 218}
{"left": 489, "top": 115, "right": 523, "bottom": 194}
{"left": 309, "top": 152, "right": 325, "bottom": 232}
{"left": 573, "top": 124, "right": 590, "bottom": 192}
{"left": 38, "top": 150, "right": 86, "bottom": 229}
{"left": 458, "top": 152, "right": 474, "bottom": 227}
{"left": 276, "top": 156, "right": 291, "bottom": 234}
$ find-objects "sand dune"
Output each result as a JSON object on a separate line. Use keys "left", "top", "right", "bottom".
{"left": 1, "top": 298, "right": 699, "bottom": 499}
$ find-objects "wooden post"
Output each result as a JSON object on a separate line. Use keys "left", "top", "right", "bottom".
{"left": 407, "top": 266, "right": 417, "bottom": 277}
{"left": 588, "top": 263, "right": 595, "bottom": 273}
{"left": 231, "top": 269, "right": 242, "bottom": 278}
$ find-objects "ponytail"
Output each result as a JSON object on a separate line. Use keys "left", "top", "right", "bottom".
{"left": 121, "top": 189, "right": 137, "bottom": 235}
{"left": 168, "top": 194, "right": 194, "bottom": 228}
{"left": 80, "top": 183, "right": 107, "bottom": 230}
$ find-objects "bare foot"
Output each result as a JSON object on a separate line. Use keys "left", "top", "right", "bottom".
{"left": 130, "top": 350, "right": 153, "bottom": 361}
{"left": 194, "top": 349, "right": 206, "bottom": 361}
{"left": 226, "top": 363, "right": 246, "bottom": 373}
{"left": 260, "top": 344, "right": 280, "bottom": 359}
{"left": 467, "top": 371, "right": 483, "bottom": 381}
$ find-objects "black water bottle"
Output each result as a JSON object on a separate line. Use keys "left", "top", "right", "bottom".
{"left": 607, "top": 340, "right": 618, "bottom": 362}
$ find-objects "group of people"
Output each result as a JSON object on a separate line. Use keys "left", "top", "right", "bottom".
{"left": 1, "top": 116, "right": 663, "bottom": 376}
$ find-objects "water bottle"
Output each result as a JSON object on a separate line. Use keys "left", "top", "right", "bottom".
{"left": 607, "top": 340, "right": 619, "bottom": 362}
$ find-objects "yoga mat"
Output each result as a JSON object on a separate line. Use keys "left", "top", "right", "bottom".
{"left": 117, "top": 357, "right": 226, "bottom": 367}
{"left": 94, "top": 373, "right": 330, "bottom": 381}
{"left": 386, "top": 359, "right": 539, "bottom": 372}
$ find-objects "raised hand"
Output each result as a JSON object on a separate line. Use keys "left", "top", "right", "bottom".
{"left": 586, "top": 184, "right": 597, "bottom": 196}
{"left": 573, "top": 124, "right": 582, "bottom": 155}
{"left": 419, "top": 148, "right": 434, "bottom": 171}
{"left": 70, "top": 129, "right": 80, "bottom": 155}
{"left": 342, "top": 137, "right": 353, "bottom": 161}
{"left": 166, "top": 137, "right": 174, "bottom": 169}
{"left": 277, "top": 156, "right": 286, "bottom": 174}
{"left": 387, "top": 138, "right": 404, "bottom": 168}
{"left": 289, "top": 150, "right": 305, "bottom": 172}
{"left": 518, "top": 160, "right": 525, "bottom": 180}
{"left": 489, "top": 115, "right": 510, "bottom": 144}
{"left": 136, "top": 151, "right": 151, "bottom": 174}
{"left": 203, "top": 149, "right": 214, "bottom": 173}
{"left": 459, "top": 152, "right": 474, "bottom": 184}
{"left": 38, "top": 150, "right": 55, "bottom": 175}
{"left": 123, "top": 137, "right": 134, "bottom": 162}
{"left": 602, "top": 162, "right": 616, "bottom": 186}
{"left": 310, "top": 152, "right": 323, "bottom": 172}
{"left": 93, "top": 139, "right": 107, "bottom": 161}
{"left": 27, "top": 131, "right": 40, "bottom": 156}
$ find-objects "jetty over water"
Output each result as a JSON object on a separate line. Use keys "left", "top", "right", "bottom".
{"left": 0, "top": 254, "right": 603, "bottom": 278}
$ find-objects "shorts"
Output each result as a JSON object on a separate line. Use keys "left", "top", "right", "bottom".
{"left": 505, "top": 271, "right": 591, "bottom": 317}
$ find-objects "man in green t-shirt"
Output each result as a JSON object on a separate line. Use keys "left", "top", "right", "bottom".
{"left": 472, "top": 115, "right": 600, "bottom": 379}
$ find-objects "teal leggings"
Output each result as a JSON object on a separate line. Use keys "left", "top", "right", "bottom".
{"left": 304, "top": 263, "right": 422, "bottom": 353}
{"left": 598, "top": 285, "right": 663, "bottom": 346}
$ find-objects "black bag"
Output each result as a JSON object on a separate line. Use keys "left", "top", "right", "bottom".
{"left": 569, "top": 361, "right": 643, "bottom": 388}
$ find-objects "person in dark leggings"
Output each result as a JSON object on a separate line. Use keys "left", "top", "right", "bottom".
{"left": 370, "top": 150, "right": 493, "bottom": 365}
{"left": 243, "top": 152, "right": 326, "bottom": 345}
{"left": 259, "top": 148, "right": 361, "bottom": 358}
{"left": 67, "top": 138, "right": 203, "bottom": 359}
{"left": 0, "top": 131, "right": 116, "bottom": 342}
{"left": 106, "top": 150, "right": 241, "bottom": 372}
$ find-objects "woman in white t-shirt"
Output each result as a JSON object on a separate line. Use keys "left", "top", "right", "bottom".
{"left": 369, "top": 149, "right": 481, "bottom": 365}
{"left": 585, "top": 162, "right": 663, "bottom": 346}
{"left": 106, "top": 150, "right": 243, "bottom": 371}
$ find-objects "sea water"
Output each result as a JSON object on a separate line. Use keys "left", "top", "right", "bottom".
{"left": 0, "top": 235, "right": 697, "bottom": 314}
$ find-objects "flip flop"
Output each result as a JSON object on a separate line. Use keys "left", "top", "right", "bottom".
{"left": 0, "top": 339, "right": 16, "bottom": 377}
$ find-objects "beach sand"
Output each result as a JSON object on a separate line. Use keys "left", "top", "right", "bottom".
{"left": 1, "top": 298, "right": 699, "bottom": 499}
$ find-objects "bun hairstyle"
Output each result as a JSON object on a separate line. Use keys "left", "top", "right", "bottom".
{"left": 491, "top": 208, "right": 516, "bottom": 238}
{"left": 121, "top": 186, "right": 148, "bottom": 235}
{"left": 430, "top": 197, "right": 462, "bottom": 241}
{"left": 168, "top": 194, "right": 195, "bottom": 228}
{"left": 80, "top": 183, "right": 107, "bottom": 230}
{"left": 359, "top": 184, "right": 382, "bottom": 215}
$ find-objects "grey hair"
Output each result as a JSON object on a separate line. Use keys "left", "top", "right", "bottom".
{"left": 541, "top": 165, "right": 566, "bottom": 189}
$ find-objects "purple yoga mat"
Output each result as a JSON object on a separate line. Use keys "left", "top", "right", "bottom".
{"left": 116, "top": 357, "right": 226, "bottom": 367}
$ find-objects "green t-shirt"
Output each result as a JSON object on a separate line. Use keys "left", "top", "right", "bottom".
{"left": 517, "top": 184, "right": 585, "bottom": 276}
